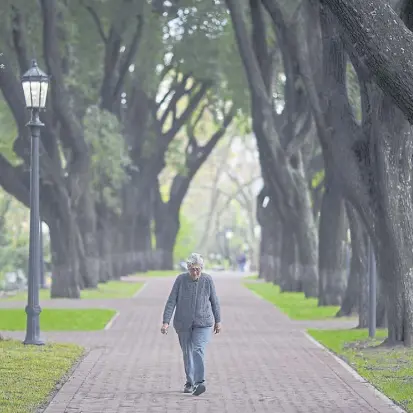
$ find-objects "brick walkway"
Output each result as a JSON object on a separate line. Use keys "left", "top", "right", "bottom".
{"left": 2, "top": 273, "right": 403, "bottom": 413}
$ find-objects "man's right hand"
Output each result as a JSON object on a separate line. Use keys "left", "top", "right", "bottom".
{"left": 161, "top": 323, "right": 169, "bottom": 334}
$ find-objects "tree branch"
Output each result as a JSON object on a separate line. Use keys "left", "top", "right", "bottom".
{"left": 0, "top": 155, "right": 29, "bottom": 208}
{"left": 0, "top": 53, "right": 27, "bottom": 135}
{"left": 168, "top": 104, "right": 235, "bottom": 213}
{"left": 158, "top": 74, "right": 191, "bottom": 127}
{"left": 323, "top": 0, "right": 413, "bottom": 124}
{"left": 11, "top": 5, "right": 30, "bottom": 75}
{"left": 285, "top": 105, "right": 313, "bottom": 156}
{"left": 162, "top": 81, "right": 211, "bottom": 143}
{"left": 40, "top": 0, "right": 86, "bottom": 157}
{"left": 83, "top": 2, "right": 108, "bottom": 43}
{"left": 113, "top": 14, "right": 144, "bottom": 101}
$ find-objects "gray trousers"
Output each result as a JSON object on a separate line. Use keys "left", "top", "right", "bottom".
{"left": 177, "top": 326, "right": 212, "bottom": 385}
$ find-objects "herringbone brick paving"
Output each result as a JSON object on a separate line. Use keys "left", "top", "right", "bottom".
{"left": 1, "top": 273, "right": 404, "bottom": 412}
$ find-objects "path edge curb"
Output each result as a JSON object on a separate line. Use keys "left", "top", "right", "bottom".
{"left": 104, "top": 311, "right": 120, "bottom": 330}
{"left": 304, "top": 332, "right": 407, "bottom": 413}
{"left": 133, "top": 282, "right": 147, "bottom": 298}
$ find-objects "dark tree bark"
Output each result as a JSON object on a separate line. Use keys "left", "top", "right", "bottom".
{"left": 96, "top": 203, "right": 117, "bottom": 282}
{"left": 369, "top": 91, "right": 413, "bottom": 345}
{"left": 336, "top": 203, "right": 368, "bottom": 326}
{"left": 76, "top": 191, "right": 100, "bottom": 288}
{"left": 279, "top": 222, "right": 300, "bottom": 292}
{"left": 153, "top": 193, "right": 179, "bottom": 270}
{"left": 47, "top": 197, "right": 81, "bottom": 299}
{"left": 256, "top": 188, "right": 283, "bottom": 283}
{"left": 323, "top": 0, "right": 413, "bottom": 124}
{"left": 318, "top": 170, "right": 347, "bottom": 306}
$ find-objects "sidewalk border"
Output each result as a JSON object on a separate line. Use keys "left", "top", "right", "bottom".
{"left": 42, "top": 348, "right": 104, "bottom": 413}
{"left": 104, "top": 311, "right": 120, "bottom": 330}
{"left": 133, "top": 282, "right": 147, "bottom": 298}
{"left": 304, "top": 332, "right": 406, "bottom": 413}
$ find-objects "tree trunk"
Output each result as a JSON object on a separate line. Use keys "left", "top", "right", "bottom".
{"left": 376, "top": 279, "right": 387, "bottom": 328}
{"left": 268, "top": 220, "right": 282, "bottom": 284}
{"left": 294, "top": 213, "right": 318, "bottom": 297}
{"left": 76, "top": 191, "right": 100, "bottom": 288}
{"left": 368, "top": 89, "right": 413, "bottom": 345}
{"left": 256, "top": 188, "right": 282, "bottom": 283}
{"left": 132, "top": 213, "right": 152, "bottom": 273}
{"left": 154, "top": 214, "right": 179, "bottom": 271}
{"left": 336, "top": 203, "right": 368, "bottom": 324}
{"left": 292, "top": 158, "right": 319, "bottom": 298}
{"left": 318, "top": 175, "right": 347, "bottom": 306}
{"left": 96, "top": 208, "right": 115, "bottom": 282}
{"left": 111, "top": 225, "right": 124, "bottom": 280}
{"left": 279, "top": 224, "right": 300, "bottom": 292}
{"left": 258, "top": 219, "right": 277, "bottom": 281}
{"left": 48, "top": 211, "right": 80, "bottom": 299}
{"left": 336, "top": 264, "right": 357, "bottom": 317}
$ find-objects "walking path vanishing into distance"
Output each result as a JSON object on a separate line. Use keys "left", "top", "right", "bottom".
{"left": 1, "top": 271, "right": 404, "bottom": 413}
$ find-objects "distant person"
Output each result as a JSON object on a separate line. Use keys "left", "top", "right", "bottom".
{"left": 179, "top": 259, "right": 187, "bottom": 271}
{"left": 237, "top": 251, "right": 247, "bottom": 272}
{"left": 161, "top": 253, "right": 221, "bottom": 396}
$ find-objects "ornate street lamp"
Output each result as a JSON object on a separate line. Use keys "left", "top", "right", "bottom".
{"left": 21, "top": 59, "right": 49, "bottom": 345}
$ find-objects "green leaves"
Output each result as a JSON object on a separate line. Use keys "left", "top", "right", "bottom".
{"left": 83, "top": 105, "right": 130, "bottom": 210}
{"left": 0, "top": 97, "right": 19, "bottom": 165}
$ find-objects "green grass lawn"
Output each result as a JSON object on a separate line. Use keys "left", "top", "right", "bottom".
{"left": 308, "top": 329, "right": 413, "bottom": 412}
{"left": 0, "top": 338, "right": 84, "bottom": 413}
{"left": 245, "top": 282, "right": 340, "bottom": 320}
{"left": 243, "top": 274, "right": 258, "bottom": 280}
{"left": 2, "top": 280, "right": 143, "bottom": 301}
{"left": 0, "top": 308, "right": 116, "bottom": 331}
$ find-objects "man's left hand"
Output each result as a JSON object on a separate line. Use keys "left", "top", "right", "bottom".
{"left": 214, "top": 322, "right": 222, "bottom": 334}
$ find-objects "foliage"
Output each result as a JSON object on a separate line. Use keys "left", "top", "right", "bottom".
{"left": 244, "top": 282, "right": 341, "bottom": 320}
{"left": 308, "top": 329, "right": 413, "bottom": 412}
{"left": 0, "top": 339, "right": 83, "bottom": 413}
{"left": 311, "top": 169, "right": 324, "bottom": 189}
{"left": 0, "top": 308, "right": 116, "bottom": 331}
{"left": 0, "top": 192, "right": 31, "bottom": 287}
{"left": 162, "top": 0, "right": 249, "bottom": 110}
{"left": 83, "top": 106, "right": 131, "bottom": 212}
{"left": 0, "top": 98, "right": 19, "bottom": 165}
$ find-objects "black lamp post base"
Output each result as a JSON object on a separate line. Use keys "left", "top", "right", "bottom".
{"left": 23, "top": 337, "right": 45, "bottom": 346}
{"left": 24, "top": 305, "right": 45, "bottom": 346}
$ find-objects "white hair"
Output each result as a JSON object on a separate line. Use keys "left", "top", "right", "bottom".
{"left": 186, "top": 252, "right": 204, "bottom": 269}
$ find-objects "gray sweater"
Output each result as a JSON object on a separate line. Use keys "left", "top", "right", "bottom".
{"left": 162, "top": 272, "right": 221, "bottom": 332}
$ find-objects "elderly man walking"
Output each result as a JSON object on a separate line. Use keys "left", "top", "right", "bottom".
{"left": 161, "top": 253, "right": 221, "bottom": 396}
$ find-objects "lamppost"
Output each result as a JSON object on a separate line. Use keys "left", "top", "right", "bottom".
{"left": 40, "top": 225, "right": 46, "bottom": 289}
{"left": 22, "top": 59, "right": 49, "bottom": 346}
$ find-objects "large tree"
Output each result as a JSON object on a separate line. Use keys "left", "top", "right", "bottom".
{"left": 265, "top": 0, "right": 413, "bottom": 344}
{"left": 226, "top": 0, "right": 319, "bottom": 297}
{"left": 153, "top": 98, "right": 235, "bottom": 269}
{"left": 110, "top": 0, "right": 243, "bottom": 272}
{"left": 0, "top": 0, "right": 240, "bottom": 294}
